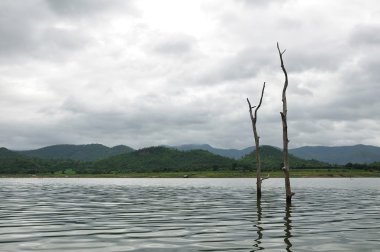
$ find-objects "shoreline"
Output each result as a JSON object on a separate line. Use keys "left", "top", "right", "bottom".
{"left": 1, "top": 169, "right": 379, "bottom": 178}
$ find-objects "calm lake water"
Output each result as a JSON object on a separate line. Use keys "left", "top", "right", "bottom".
{"left": 0, "top": 178, "right": 379, "bottom": 251}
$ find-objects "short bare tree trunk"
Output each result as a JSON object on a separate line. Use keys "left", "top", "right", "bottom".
{"left": 247, "top": 82, "right": 266, "bottom": 199}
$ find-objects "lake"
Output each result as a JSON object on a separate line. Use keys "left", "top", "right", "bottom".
{"left": 0, "top": 178, "right": 379, "bottom": 251}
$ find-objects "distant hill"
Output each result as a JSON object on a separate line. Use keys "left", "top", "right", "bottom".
{"left": 2, "top": 144, "right": 380, "bottom": 174}
{"left": 175, "top": 143, "right": 380, "bottom": 165}
{"left": 240, "top": 145, "right": 329, "bottom": 169}
{"left": 92, "top": 146, "right": 241, "bottom": 173}
{"left": 289, "top": 144, "right": 380, "bottom": 165}
{"left": 0, "top": 147, "right": 42, "bottom": 173}
{"left": 0, "top": 147, "right": 20, "bottom": 158}
{"left": 18, "top": 144, "right": 134, "bottom": 162}
{"left": 0, "top": 147, "right": 90, "bottom": 174}
{"left": 0, "top": 146, "right": 244, "bottom": 174}
{"left": 173, "top": 144, "right": 254, "bottom": 159}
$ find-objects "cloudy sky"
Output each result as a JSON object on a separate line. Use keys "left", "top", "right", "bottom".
{"left": 0, "top": 0, "right": 379, "bottom": 150}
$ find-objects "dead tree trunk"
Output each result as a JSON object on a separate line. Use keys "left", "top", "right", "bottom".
{"left": 247, "top": 82, "right": 266, "bottom": 200}
{"left": 277, "top": 42, "right": 294, "bottom": 204}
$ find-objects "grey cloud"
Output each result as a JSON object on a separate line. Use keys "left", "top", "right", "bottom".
{"left": 0, "top": 123, "right": 66, "bottom": 150}
{"left": 27, "top": 27, "right": 90, "bottom": 61}
{"left": 237, "top": 0, "right": 291, "bottom": 7}
{"left": 293, "top": 119, "right": 380, "bottom": 147}
{"left": 198, "top": 47, "right": 273, "bottom": 84}
{"left": 59, "top": 91, "right": 217, "bottom": 130}
{"left": 284, "top": 54, "right": 380, "bottom": 147}
{"left": 276, "top": 17, "right": 304, "bottom": 30}
{"left": 41, "top": 27, "right": 89, "bottom": 51}
{"left": 350, "top": 24, "right": 380, "bottom": 46}
{"left": 291, "top": 85, "right": 313, "bottom": 96}
{"left": 0, "top": 1, "right": 48, "bottom": 56}
{"left": 286, "top": 48, "right": 345, "bottom": 73}
{"left": 360, "top": 56, "right": 380, "bottom": 84}
{"left": 197, "top": 41, "right": 345, "bottom": 86}
{"left": 0, "top": 1, "right": 89, "bottom": 62}
{"left": 152, "top": 35, "right": 197, "bottom": 56}
{"left": 45, "top": 0, "right": 134, "bottom": 17}
{"left": 61, "top": 96, "right": 88, "bottom": 115}
{"left": 330, "top": 52, "right": 380, "bottom": 103}
{"left": 47, "top": 87, "right": 252, "bottom": 149}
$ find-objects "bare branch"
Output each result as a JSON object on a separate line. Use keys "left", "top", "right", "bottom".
{"left": 277, "top": 42, "right": 288, "bottom": 102}
{"left": 261, "top": 174, "right": 270, "bottom": 182}
{"left": 254, "top": 82, "right": 266, "bottom": 120}
{"left": 246, "top": 98, "right": 252, "bottom": 112}
{"left": 277, "top": 42, "right": 286, "bottom": 55}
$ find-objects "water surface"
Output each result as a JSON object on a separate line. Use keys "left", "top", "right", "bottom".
{"left": 0, "top": 178, "right": 379, "bottom": 251}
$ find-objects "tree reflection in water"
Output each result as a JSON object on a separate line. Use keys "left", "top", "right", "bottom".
{"left": 252, "top": 198, "right": 264, "bottom": 251}
{"left": 252, "top": 199, "right": 293, "bottom": 251}
{"left": 284, "top": 204, "right": 293, "bottom": 252}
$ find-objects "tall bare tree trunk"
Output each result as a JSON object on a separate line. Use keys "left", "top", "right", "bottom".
{"left": 277, "top": 42, "right": 294, "bottom": 204}
{"left": 247, "top": 82, "right": 266, "bottom": 199}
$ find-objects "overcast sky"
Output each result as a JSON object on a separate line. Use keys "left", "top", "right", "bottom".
{"left": 0, "top": 0, "right": 379, "bottom": 150}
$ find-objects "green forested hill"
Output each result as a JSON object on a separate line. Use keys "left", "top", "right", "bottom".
{"left": 240, "top": 145, "right": 329, "bottom": 170}
{"left": 0, "top": 147, "right": 43, "bottom": 173}
{"left": 90, "top": 146, "right": 240, "bottom": 173}
{"left": 0, "top": 147, "right": 87, "bottom": 174}
{"left": 18, "top": 144, "right": 134, "bottom": 161}
{"left": 0, "top": 146, "right": 242, "bottom": 174}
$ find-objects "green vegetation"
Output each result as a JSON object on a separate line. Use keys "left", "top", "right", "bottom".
{"left": 91, "top": 146, "right": 239, "bottom": 173}
{"left": 1, "top": 145, "right": 379, "bottom": 177}
{"left": 0, "top": 147, "right": 41, "bottom": 174}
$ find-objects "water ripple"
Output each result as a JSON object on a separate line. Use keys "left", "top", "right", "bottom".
{"left": 0, "top": 178, "right": 379, "bottom": 251}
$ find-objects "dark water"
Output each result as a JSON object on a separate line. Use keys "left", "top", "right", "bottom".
{"left": 0, "top": 178, "right": 379, "bottom": 251}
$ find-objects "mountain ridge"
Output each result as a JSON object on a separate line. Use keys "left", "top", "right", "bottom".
{"left": 17, "top": 144, "right": 134, "bottom": 162}
{"left": 1, "top": 144, "right": 379, "bottom": 174}
{"left": 289, "top": 144, "right": 380, "bottom": 165}
{"left": 5, "top": 143, "right": 380, "bottom": 164}
{"left": 173, "top": 143, "right": 380, "bottom": 164}
{"left": 172, "top": 144, "right": 254, "bottom": 159}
